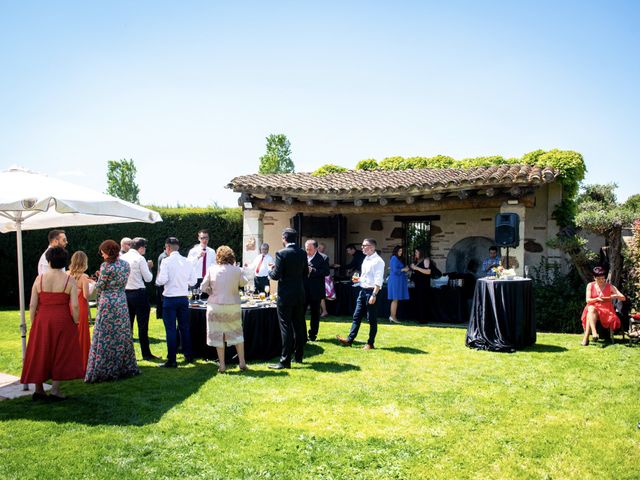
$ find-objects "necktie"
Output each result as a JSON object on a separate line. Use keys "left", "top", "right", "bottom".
{"left": 256, "top": 255, "right": 264, "bottom": 275}
{"left": 202, "top": 251, "right": 207, "bottom": 277}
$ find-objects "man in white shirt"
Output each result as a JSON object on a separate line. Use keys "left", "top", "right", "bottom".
{"left": 38, "top": 229, "right": 68, "bottom": 275}
{"left": 187, "top": 229, "right": 216, "bottom": 289}
{"left": 337, "top": 238, "right": 385, "bottom": 350}
{"left": 248, "top": 243, "right": 274, "bottom": 293}
{"left": 121, "top": 237, "right": 158, "bottom": 360}
{"left": 156, "top": 236, "right": 197, "bottom": 368}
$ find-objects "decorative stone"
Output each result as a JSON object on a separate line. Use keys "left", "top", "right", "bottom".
{"left": 524, "top": 240, "right": 544, "bottom": 253}
{"left": 390, "top": 227, "right": 403, "bottom": 239}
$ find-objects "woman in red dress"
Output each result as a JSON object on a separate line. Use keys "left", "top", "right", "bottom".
{"left": 68, "top": 251, "right": 95, "bottom": 373}
{"left": 580, "top": 266, "right": 626, "bottom": 346}
{"left": 20, "top": 247, "right": 83, "bottom": 400}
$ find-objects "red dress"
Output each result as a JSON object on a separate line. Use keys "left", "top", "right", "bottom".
{"left": 20, "top": 276, "right": 84, "bottom": 384}
{"left": 580, "top": 282, "right": 621, "bottom": 331}
{"left": 77, "top": 286, "right": 91, "bottom": 373}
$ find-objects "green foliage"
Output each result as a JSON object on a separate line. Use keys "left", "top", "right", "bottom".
{"left": 622, "top": 219, "right": 640, "bottom": 313}
{"left": 575, "top": 183, "right": 636, "bottom": 235}
{"left": 350, "top": 150, "right": 585, "bottom": 224}
{"left": 0, "top": 207, "right": 243, "bottom": 306}
{"left": 106, "top": 159, "right": 140, "bottom": 204}
{"left": 258, "top": 134, "right": 294, "bottom": 174}
{"left": 355, "top": 159, "right": 379, "bottom": 171}
{"left": 311, "top": 164, "right": 348, "bottom": 176}
{"left": 622, "top": 193, "right": 640, "bottom": 214}
{"left": 458, "top": 156, "right": 507, "bottom": 168}
{"left": 531, "top": 257, "right": 585, "bottom": 333}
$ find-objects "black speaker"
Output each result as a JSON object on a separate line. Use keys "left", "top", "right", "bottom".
{"left": 495, "top": 213, "right": 519, "bottom": 247}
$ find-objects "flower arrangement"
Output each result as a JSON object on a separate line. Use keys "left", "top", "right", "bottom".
{"left": 491, "top": 265, "right": 504, "bottom": 278}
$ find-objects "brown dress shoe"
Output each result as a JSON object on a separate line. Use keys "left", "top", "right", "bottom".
{"left": 336, "top": 335, "right": 352, "bottom": 347}
{"left": 362, "top": 344, "right": 374, "bottom": 350}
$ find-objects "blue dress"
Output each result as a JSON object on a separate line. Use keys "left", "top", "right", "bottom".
{"left": 387, "top": 256, "right": 409, "bottom": 301}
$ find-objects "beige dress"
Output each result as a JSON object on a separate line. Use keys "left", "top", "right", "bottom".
{"left": 201, "top": 264, "right": 248, "bottom": 347}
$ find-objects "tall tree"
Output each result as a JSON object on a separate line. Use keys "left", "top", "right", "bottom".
{"left": 106, "top": 159, "right": 140, "bottom": 204}
{"left": 258, "top": 134, "right": 294, "bottom": 174}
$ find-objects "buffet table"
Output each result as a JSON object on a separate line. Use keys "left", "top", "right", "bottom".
{"left": 465, "top": 278, "right": 536, "bottom": 352}
{"left": 189, "top": 303, "right": 281, "bottom": 361}
{"left": 327, "top": 281, "right": 468, "bottom": 323}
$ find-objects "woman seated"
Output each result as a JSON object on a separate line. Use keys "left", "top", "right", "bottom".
{"left": 580, "top": 266, "right": 625, "bottom": 346}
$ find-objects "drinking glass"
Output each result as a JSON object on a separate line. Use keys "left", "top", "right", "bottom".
{"left": 264, "top": 285, "right": 270, "bottom": 295}
{"left": 187, "top": 288, "right": 193, "bottom": 301}
{"left": 259, "top": 292, "right": 266, "bottom": 301}
{"left": 524, "top": 266, "right": 529, "bottom": 279}
{"left": 351, "top": 272, "right": 360, "bottom": 284}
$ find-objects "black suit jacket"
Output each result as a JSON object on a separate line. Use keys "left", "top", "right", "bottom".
{"left": 268, "top": 244, "right": 309, "bottom": 306}
{"left": 304, "top": 252, "right": 330, "bottom": 301}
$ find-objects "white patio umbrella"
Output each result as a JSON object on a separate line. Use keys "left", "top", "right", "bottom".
{"left": 0, "top": 167, "right": 162, "bottom": 386}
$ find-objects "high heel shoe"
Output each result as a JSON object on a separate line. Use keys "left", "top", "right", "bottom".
{"left": 581, "top": 339, "right": 589, "bottom": 346}
{"left": 591, "top": 336, "right": 599, "bottom": 342}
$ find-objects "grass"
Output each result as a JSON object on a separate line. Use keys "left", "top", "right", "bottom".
{"left": 0, "top": 309, "right": 639, "bottom": 479}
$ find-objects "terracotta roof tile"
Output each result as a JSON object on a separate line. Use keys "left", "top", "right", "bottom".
{"left": 227, "top": 165, "right": 558, "bottom": 198}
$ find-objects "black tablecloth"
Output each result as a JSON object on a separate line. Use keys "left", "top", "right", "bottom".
{"left": 327, "top": 281, "right": 467, "bottom": 323}
{"left": 466, "top": 278, "right": 536, "bottom": 352}
{"left": 189, "top": 305, "right": 281, "bottom": 361}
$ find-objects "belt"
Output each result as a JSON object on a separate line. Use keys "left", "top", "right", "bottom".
{"left": 125, "top": 288, "right": 146, "bottom": 292}
{"left": 361, "top": 287, "right": 375, "bottom": 291}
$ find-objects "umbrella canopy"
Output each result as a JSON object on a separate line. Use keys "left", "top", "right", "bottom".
{"left": 0, "top": 167, "right": 162, "bottom": 387}
{"left": 0, "top": 167, "right": 161, "bottom": 232}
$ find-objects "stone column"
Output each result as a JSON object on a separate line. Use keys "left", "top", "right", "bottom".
{"left": 500, "top": 203, "right": 526, "bottom": 275}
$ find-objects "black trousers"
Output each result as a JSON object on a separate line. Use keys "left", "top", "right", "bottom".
{"left": 276, "top": 302, "right": 306, "bottom": 365}
{"left": 305, "top": 297, "right": 322, "bottom": 339}
{"left": 254, "top": 276, "right": 270, "bottom": 293}
{"left": 126, "top": 288, "right": 152, "bottom": 357}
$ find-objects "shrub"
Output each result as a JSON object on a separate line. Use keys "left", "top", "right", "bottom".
{"left": 531, "top": 257, "right": 585, "bottom": 333}
{"left": 311, "top": 164, "right": 348, "bottom": 176}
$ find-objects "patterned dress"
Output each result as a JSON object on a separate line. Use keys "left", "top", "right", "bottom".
{"left": 85, "top": 259, "right": 139, "bottom": 383}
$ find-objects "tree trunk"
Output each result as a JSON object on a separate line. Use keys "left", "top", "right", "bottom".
{"left": 607, "top": 227, "right": 623, "bottom": 288}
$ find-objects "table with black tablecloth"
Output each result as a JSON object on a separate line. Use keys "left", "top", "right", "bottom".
{"left": 327, "top": 281, "right": 467, "bottom": 323}
{"left": 466, "top": 278, "right": 536, "bottom": 352}
{"left": 189, "top": 304, "right": 281, "bottom": 361}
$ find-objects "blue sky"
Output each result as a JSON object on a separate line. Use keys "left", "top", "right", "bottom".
{"left": 1, "top": 1, "right": 638, "bottom": 207}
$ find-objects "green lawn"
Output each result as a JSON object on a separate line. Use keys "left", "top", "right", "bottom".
{"left": 0, "top": 309, "right": 638, "bottom": 480}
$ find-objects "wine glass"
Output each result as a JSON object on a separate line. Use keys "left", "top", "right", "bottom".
{"left": 524, "top": 265, "right": 529, "bottom": 279}
{"left": 264, "top": 285, "right": 270, "bottom": 295}
{"left": 351, "top": 272, "right": 360, "bottom": 284}
{"left": 187, "top": 287, "right": 193, "bottom": 302}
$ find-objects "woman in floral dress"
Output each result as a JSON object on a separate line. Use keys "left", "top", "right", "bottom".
{"left": 85, "top": 239, "right": 139, "bottom": 383}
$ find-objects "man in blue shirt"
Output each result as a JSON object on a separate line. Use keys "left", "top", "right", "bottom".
{"left": 481, "top": 246, "right": 501, "bottom": 277}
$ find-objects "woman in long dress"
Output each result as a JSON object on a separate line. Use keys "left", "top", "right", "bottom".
{"left": 68, "top": 251, "right": 94, "bottom": 373}
{"left": 201, "top": 245, "right": 248, "bottom": 373}
{"left": 387, "top": 245, "right": 410, "bottom": 323}
{"left": 410, "top": 248, "right": 441, "bottom": 323}
{"left": 580, "top": 265, "right": 625, "bottom": 345}
{"left": 20, "top": 247, "right": 83, "bottom": 400}
{"left": 85, "top": 240, "right": 139, "bottom": 383}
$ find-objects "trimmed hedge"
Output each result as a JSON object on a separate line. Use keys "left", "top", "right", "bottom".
{"left": 0, "top": 207, "right": 243, "bottom": 306}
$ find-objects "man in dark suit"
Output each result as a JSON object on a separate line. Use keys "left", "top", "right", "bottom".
{"left": 304, "top": 239, "right": 330, "bottom": 341}
{"left": 268, "top": 228, "right": 309, "bottom": 369}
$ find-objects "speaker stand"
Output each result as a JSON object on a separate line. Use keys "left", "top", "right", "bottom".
{"left": 505, "top": 247, "right": 510, "bottom": 269}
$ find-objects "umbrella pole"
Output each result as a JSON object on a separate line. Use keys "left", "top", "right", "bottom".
{"left": 16, "top": 217, "right": 29, "bottom": 391}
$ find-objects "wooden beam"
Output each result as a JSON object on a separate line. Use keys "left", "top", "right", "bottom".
{"left": 253, "top": 193, "right": 536, "bottom": 214}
